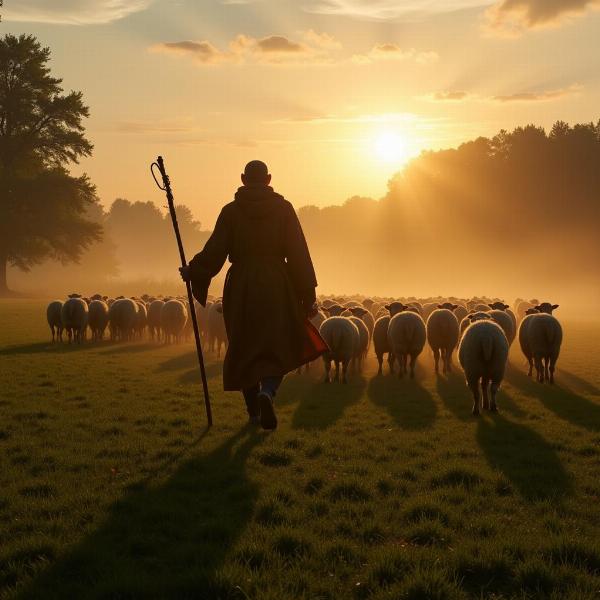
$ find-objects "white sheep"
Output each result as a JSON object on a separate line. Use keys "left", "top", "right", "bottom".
{"left": 134, "top": 301, "right": 148, "bottom": 339}
{"left": 61, "top": 297, "right": 89, "bottom": 344}
{"left": 387, "top": 310, "right": 427, "bottom": 379}
{"left": 458, "top": 318, "right": 509, "bottom": 415}
{"left": 527, "top": 309, "right": 562, "bottom": 384}
{"left": 207, "top": 301, "right": 227, "bottom": 356}
{"left": 46, "top": 301, "right": 63, "bottom": 342}
{"left": 348, "top": 315, "right": 369, "bottom": 372}
{"left": 108, "top": 298, "right": 138, "bottom": 341}
{"left": 147, "top": 299, "right": 164, "bottom": 341}
{"left": 517, "top": 308, "right": 540, "bottom": 376}
{"left": 488, "top": 310, "right": 515, "bottom": 346}
{"left": 426, "top": 305, "right": 460, "bottom": 374}
{"left": 373, "top": 315, "right": 393, "bottom": 375}
{"left": 453, "top": 305, "right": 468, "bottom": 324}
{"left": 319, "top": 316, "right": 359, "bottom": 383}
{"left": 88, "top": 300, "right": 109, "bottom": 341}
{"left": 348, "top": 306, "right": 374, "bottom": 338}
{"left": 160, "top": 299, "right": 188, "bottom": 344}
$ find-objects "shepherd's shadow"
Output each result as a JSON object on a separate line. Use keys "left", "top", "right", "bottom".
{"left": 19, "top": 426, "right": 263, "bottom": 599}
{"left": 290, "top": 370, "right": 366, "bottom": 431}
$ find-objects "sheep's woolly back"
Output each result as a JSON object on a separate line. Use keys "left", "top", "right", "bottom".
{"left": 348, "top": 316, "right": 369, "bottom": 356}
{"left": 458, "top": 320, "right": 509, "bottom": 381}
{"left": 46, "top": 301, "right": 63, "bottom": 327}
{"left": 426, "top": 309, "right": 460, "bottom": 350}
{"left": 517, "top": 313, "right": 537, "bottom": 359}
{"left": 373, "top": 316, "right": 391, "bottom": 356}
{"left": 388, "top": 311, "right": 426, "bottom": 354}
{"left": 489, "top": 310, "right": 514, "bottom": 344}
{"left": 527, "top": 314, "right": 563, "bottom": 357}
{"left": 61, "top": 298, "right": 88, "bottom": 328}
{"left": 319, "top": 317, "right": 359, "bottom": 362}
{"left": 161, "top": 299, "right": 188, "bottom": 335}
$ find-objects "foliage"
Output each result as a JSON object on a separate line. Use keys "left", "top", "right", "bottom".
{"left": 0, "top": 34, "right": 99, "bottom": 292}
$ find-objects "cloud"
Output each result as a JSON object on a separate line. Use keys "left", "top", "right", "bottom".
{"left": 114, "top": 120, "right": 196, "bottom": 134}
{"left": 150, "top": 31, "right": 342, "bottom": 66}
{"left": 353, "top": 44, "right": 439, "bottom": 65}
{"left": 493, "top": 85, "right": 583, "bottom": 102}
{"left": 423, "top": 85, "right": 582, "bottom": 103}
{"left": 430, "top": 91, "right": 471, "bottom": 101}
{"left": 150, "top": 41, "right": 225, "bottom": 64}
{"left": 2, "top": 0, "right": 152, "bottom": 24}
{"left": 485, "top": 0, "right": 600, "bottom": 35}
{"left": 304, "top": 0, "right": 492, "bottom": 20}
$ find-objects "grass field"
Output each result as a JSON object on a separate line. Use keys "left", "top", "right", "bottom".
{"left": 2, "top": 299, "right": 600, "bottom": 599}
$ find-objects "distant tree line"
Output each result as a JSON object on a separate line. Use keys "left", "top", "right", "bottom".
{"left": 298, "top": 121, "right": 600, "bottom": 300}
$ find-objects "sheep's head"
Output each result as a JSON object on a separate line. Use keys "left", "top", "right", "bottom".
{"left": 68, "top": 293, "right": 82, "bottom": 298}
{"left": 525, "top": 307, "right": 540, "bottom": 315}
{"left": 488, "top": 301, "right": 509, "bottom": 311}
{"left": 215, "top": 303, "right": 223, "bottom": 314}
{"left": 438, "top": 302, "right": 458, "bottom": 311}
{"left": 325, "top": 304, "right": 345, "bottom": 317}
{"left": 468, "top": 312, "right": 492, "bottom": 323}
{"left": 534, "top": 302, "right": 559, "bottom": 315}
{"left": 349, "top": 307, "right": 369, "bottom": 318}
{"left": 529, "top": 298, "right": 540, "bottom": 305}
{"left": 385, "top": 302, "right": 408, "bottom": 317}
{"left": 362, "top": 298, "right": 374, "bottom": 308}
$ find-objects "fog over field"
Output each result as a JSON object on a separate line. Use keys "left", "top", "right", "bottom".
{"left": 9, "top": 123, "right": 600, "bottom": 315}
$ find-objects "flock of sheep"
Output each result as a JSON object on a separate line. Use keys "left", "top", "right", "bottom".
{"left": 46, "top": 294, "right": 562, "bottom": 416}
{"left": 46, "top": 294, "right": 227, "bottom": 353}
{"left": 312, "top": 296, "right": 562, "bottom": 415}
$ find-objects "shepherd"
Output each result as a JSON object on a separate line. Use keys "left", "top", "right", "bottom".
{"left": 180, "top": 160, "right": 325, "bottom": 430}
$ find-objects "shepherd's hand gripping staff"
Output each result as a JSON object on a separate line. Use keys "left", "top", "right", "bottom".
{"left": 151, "top": 156, "right": 213, "bottom": 427}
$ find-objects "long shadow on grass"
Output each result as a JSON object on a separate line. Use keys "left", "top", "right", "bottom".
{"left": 477, "top": 414, "right": 571, "bottom": 500}
{"left": 290, "top": 374, "right": 366, "bottom": 430}
{"left": 560, "top": 370, "right": 600, "bottom": 396}
{"left": 20, "top": 426, "right": 263, "bottom": 599}
{"left": 505, "top": 366, "right": 600, "bottom": 432}
{"left": 0, "top": 341, "right": 106, "bottom": 355}
{"left": 98, "top": 342, "right": 159, "bottom": 355}
{"left": 436, "top": 372, "right": 526, "bottom": 420}
{"left": 367, "top": 372, "right": 436, "bottom": 430}
{"left": 157, "top": 352, "right": 223, "bottom": 383}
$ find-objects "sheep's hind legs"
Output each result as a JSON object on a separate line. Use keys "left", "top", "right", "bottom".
{"left": 469, "top": 380, "right": 481, "bottom": 416}
{"left": 482, "top": 378, "right": 490, "bottom": 411}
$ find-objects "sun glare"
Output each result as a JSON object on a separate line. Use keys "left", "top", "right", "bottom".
{"left": 374, "top": 131, "right": 407, "bottom": 163}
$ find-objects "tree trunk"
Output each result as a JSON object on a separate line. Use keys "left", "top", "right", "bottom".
{"left": 0, "top": 253, "right": 10, "bottom": 296}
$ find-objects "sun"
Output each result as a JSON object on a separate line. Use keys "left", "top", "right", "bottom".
{"left": 374, "top": 131, "right": 407, "bottom": 163}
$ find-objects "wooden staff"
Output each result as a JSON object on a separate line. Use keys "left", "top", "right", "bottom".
{"left": 151, "top": 156, "right": 213, "bottom": 427}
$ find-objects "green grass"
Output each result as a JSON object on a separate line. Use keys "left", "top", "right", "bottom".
{"left": 2, "top": 299, "right": 600, "bottom": 599}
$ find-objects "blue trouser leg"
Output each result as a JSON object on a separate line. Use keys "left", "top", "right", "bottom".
{"left": 260, "top": 375, "right": 283, "bottom": 399}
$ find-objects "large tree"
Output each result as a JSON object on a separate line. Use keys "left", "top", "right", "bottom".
{"left": 0, "top": 34, "right": 100, "bottom": 295}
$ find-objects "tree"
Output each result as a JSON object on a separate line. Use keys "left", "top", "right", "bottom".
{"left": 0, "top": 34, "right": 100, "bottom": 295}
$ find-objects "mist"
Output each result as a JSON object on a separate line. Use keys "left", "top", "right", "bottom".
{"left": 9, "top": 121, "right": 600, "bottom": 316}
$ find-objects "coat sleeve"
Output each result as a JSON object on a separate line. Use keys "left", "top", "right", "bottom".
{"left": 188, "top": 207, "right": 231, "bottom": 306}
{"left": 283, "top": 202, "right": 317, "bottom": 306}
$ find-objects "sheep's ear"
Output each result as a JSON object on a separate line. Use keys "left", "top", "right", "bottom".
{"left": 452, "top": 304, "right": 458, "bottom": 310}
{"left": 552, "top": 304, "right": 559, "bottom": 310}
{"left": 384, "top": 304, "right": 390, "bottom": 310}
{"left": 437, "top": 304, "right": 443, "bottom": 309}
{"left": 488, "top": 303, "right": 494, "bottom": 308}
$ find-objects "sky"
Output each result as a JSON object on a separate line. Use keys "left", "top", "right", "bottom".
{"left": 3, "top": 0, "right": 600, "bottom": 227}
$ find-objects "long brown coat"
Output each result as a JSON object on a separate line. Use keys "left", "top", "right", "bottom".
{"left": 188, "top": 185, "right": 321, "bottom": 391}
